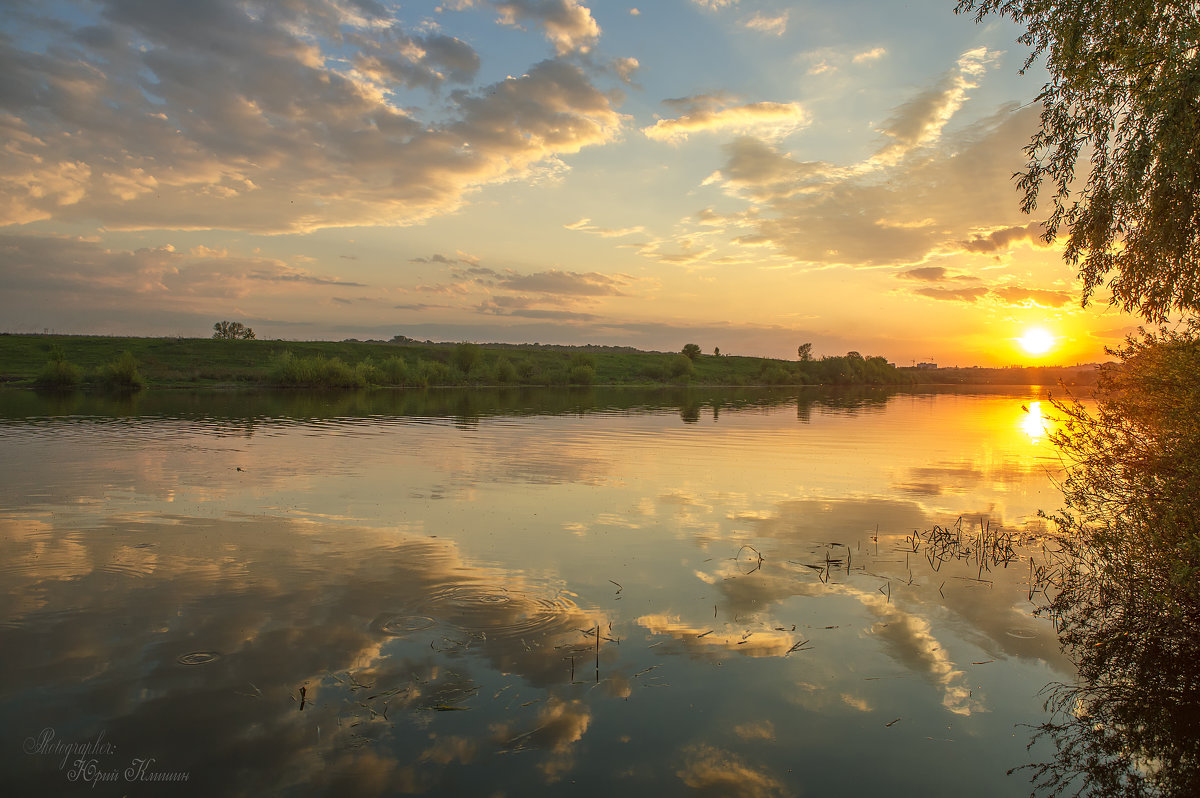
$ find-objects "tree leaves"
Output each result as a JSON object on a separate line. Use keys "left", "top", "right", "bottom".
{"left": 957, "top": 1, "right": 1200, "bottom": 321}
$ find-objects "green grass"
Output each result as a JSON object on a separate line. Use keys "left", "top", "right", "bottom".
{"left": 0, "top": 333, "right": 917, "bottom": 391}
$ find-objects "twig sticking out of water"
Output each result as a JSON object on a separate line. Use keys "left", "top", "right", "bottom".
{"left": 736, "top": 544, "right": 764, "bottom": 575}
{"left": 785, "top": 639, "right": 811, "bottom": 655}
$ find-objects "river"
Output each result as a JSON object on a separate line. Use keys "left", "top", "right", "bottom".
{"left": 0, "top": 386, "right": 1075, "bottom": 796}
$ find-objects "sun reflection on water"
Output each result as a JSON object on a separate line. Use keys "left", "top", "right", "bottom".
{"left": 1020, "top": 400, "right": 1049, "bottom": 444}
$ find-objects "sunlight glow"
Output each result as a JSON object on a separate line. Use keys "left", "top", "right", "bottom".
{"left": 1017, "top": 327, "right": 1056, "bottom": 356}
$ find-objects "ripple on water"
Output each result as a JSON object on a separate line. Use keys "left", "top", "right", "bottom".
{"left": 373, "top": 614, "right": 438, "bottom": 637}
{"left": 421, "top": 583, "right": 577, "bottom": 639}
{"left": 176, "top": 651, "right": 222, "bottom": 666}
{"left": 1005, "top": 628, "right": 1038, "bottom": 639}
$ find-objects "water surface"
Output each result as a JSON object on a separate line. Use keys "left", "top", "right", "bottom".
{"left": 0, "top": 387, "right": 1073, "bottom": 796}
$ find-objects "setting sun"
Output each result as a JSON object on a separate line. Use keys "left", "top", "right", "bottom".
{"left": 1018, "top": 327, "right": 1056, "bottom": 356}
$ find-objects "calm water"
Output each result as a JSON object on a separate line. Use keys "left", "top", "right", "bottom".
{"left": 1, "top": 386, "right": 1074, "bottom": 796}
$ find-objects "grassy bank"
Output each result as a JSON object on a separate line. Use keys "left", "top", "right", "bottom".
{"left": 0, "top": 333, "right": 917, "bottom": 390}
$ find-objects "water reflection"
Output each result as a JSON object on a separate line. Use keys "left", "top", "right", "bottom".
{"left": 1019, "top": 400, "right": 1053, "bottom": 443}
{"left": 2, "top": 514, "right": 608, "bottom": 795}
{"left": 0, "top": 383, "right": 1026, "bottom": 426}
{"left": 1020, "top": 571, "right": 1200, "bottom": 797}
{"left": 1015, "top": 337, "right": 1200, "bottom": 797}
{"left": 0, "top": 386, "right": 1072, "bottom": 796}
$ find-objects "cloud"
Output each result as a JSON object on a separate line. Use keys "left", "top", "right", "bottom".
{"left": 871, "top": 47, "right": 1000, "bottom": 167}
{"left": 960, "top": 222, "right": 1050, "bottom": 253}
{"left": 644, "top": 95, "right": 809, "bottom": 143}
{"left": 896, "top": 262, "right": 1073, "bottom": 307}
{"left": 612, "top": 56, "right": 640, "bottom": 83}
{"left": 564, "top": 218, "right": 646, "bottom": 237}
{"left": 704, "top": 77, "right": 1040, "bottom": 269}
{"left": 0, "top": 2, "right": 624, "bottom": 233}
{"left": 676, "top": 744, "right": 790, "bottom": 798}
{"left": 732, "top": 721, "right": 775, "bottom": 741}
{"left": 411, "top": 253, "right": 470, "bottom": 265}
{"left": 691, "top": 0, "right": 739, "bottom": 10}
{"left": 853, "top": 47, "right": 887, "bottom": 64}
{"left": 497, "top": 269, "right": 630, "bottom": 296}
{"left": 477, "top": 299, "right": 601, "bottom": 320}
{"left": 860, "top": 594, "right": 979, "bottom": 716}
{"left": 899, "top": 266, "right": 952, "bottom": 282}
{"left": 990, "top": 285, "right": 1073, "bottom": 307}
{"left": 492, "top": 0, "right": 601, "bottom": 55}
{"left": 247, "top": 268, "right": 368, "bottom": 287}
{"left": 914, "top": 285, "right": 991, "bottom": 302}
{"left": 638, "top": 614, "right": 799, "bottom": 657}
{"left": 635, "top": 237, "right": 717, "bottom": 265}
{"left": 801, "top": 45, "right": 887, "bottom": 77}
{"left": 350, "top": 30, "right": 481, "bottom": 90}
{"left": 743, "top": 11, "right": 788, "bottom": 36}
{"left": 0, "top": 232, "right": 371, "bottom": 332}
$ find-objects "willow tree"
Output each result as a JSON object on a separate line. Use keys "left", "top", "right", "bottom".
{"left": 956, "top": 1, "right": 1200, "bottom": 322}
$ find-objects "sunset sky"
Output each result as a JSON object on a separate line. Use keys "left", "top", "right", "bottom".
{"left": 0, "top": 0, "right": 1144, "bottom": 365}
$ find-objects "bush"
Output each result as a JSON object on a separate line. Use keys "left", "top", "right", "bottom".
{"left": 669, "top": 354, "right": 693, "bottom": 378}
{"left": 638, "top": 363, "right": 667, "bottom": 380}
{"left": 413, "top": 359, "right": 455, "bottom": 386}
{"left": 517, "top": 359, "right": 539, "bottom": 380}
{"left": 96, "top": 351, "right": 146, "bottom": 391}
{"left": 1049, "top": 324, "right": 1200, "bottom": 590}
{"left": 760, "top": 365, "right": 792, "bottom": 385}
{"left": 567, "top": 364, "right": 595, "bottom": 385}
{"left": 269, "top": 351, "right": 364, "bottom": 389}
{"left": 452, "top": 342, "right": 481, "bottom": 374}
{"left": 354, "top": 359, "right": 380, "bottom": 386}
{"left": 494, "top": 357, "right": 518, "bottom": 384}
{"left": 34, "top": 358, "right": 82, "bottom": 391}
{"left": 379, "top": 356, "right": 409, "bottom": 386}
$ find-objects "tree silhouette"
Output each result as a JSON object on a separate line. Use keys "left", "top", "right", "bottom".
{"left": 213, "top": 321, "right": 255, "bottom": 340}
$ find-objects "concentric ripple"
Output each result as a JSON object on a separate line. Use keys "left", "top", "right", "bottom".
{"left": 422, "top": 583, "right": 577, "bottom": 639}
{"left": 176, "top": 650, "right": 222, "bottom": 666}
{"left": 374, "top": 614, "right": 438, "bottom": 637}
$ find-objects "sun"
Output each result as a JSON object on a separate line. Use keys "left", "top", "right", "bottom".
{"left": 1018, "top": 327, "right": 1056, "bottom": 356}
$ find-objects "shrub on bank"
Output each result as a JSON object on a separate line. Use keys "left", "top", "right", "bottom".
{"left": 269, "top": 351, "right": 364, "bottom": 389}
{"left": 34, "top": 358, "right": 82, "bottom": 391}
{"left": 379, "top": 356, "right": 409, "bottom": 385}
{"left": 494, "top": 357, "right": 518, "bottom": 384}
{"left": 95, "top": 351, "right": 146, "bottom": 391}
{"left": 669, "top": 354, "right": 693, "bottom": 379}
{"left": 567, "top": 364, "right": 596, "bottom": 385}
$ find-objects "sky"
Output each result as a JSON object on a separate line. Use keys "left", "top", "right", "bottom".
{"left": 0, "top": 0, "right": 1145, "bottom": 365}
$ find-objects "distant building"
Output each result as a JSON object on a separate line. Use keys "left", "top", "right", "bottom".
{"left": 916, "top": 362, "right": 938, "bottom": 369}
